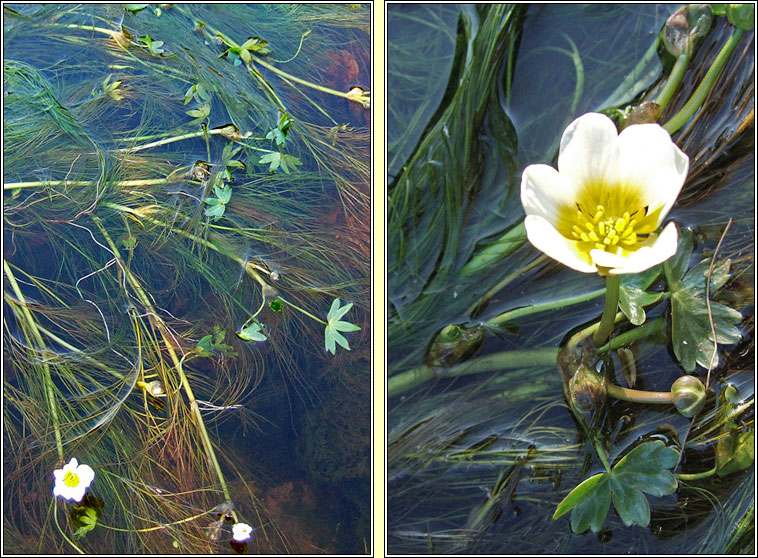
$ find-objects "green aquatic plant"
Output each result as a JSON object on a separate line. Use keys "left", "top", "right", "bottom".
{"left": 324, "top": 298, "right": 361, "bottom": 355}
{"left": 4, "top": 3, "right": 369, "bottom": 553}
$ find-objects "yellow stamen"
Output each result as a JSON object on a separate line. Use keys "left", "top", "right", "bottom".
{"left": 63, "top": 471, "right": 80, "bottom": 487}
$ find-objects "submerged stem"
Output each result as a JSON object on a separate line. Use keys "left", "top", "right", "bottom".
{"left": 677, "top": 464, "right": 718, "bottom": 481}
{"left": 664, "top": 27, "right": 746, "bottom": 134}
{"left": 388, "top": 347, "right": 558, "bottom": 399}
{"left": 486, "top": 287, "right": 605, "bottom": 327}
{"left": 4, "top": 260, "right": 65, "bottom": 461}
{"left": 92, "top": 218, "right": 241, "bottom": 524}
{"left": 655, "top": 52, "right": 689, "bottom": 111}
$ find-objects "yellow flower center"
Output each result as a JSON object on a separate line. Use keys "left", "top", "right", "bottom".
{"left": 570, "top": 204, "right": 641, "bottom": 252}
{"left": 63, "top": 471, "right": 80, "bottom": 488}
{"left": 555, "top": 181, "right": 664, "bottom": 263}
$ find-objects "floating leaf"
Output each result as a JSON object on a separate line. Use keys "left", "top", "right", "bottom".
{"left": 617, "top": 265, "right": 662, "bottom": 325}
{"left": 138, "top": 34, "right": 165, "bottom": 56}
{"left": 196, "top": 333, "right": 215, "bottom": 357}
{"left": 667, "top": 232, "right": 743, "bottom": 371}
{"left": 187, "top": 103, "right": 211, "bottom": 120}
{"left": 554, "top": 440, "right": 679, "bottom": 533}
{"left": 258, "top": 151, "right": 280, "bottom": 172}
{"left": 324, "top": 298, "right": 361, "bottom": 354}
{"left": 123, "top": 4, "right": 148, "bottom": 13}
{"left": 279, "top": 153, "right": 301, "bottom": 174}
{"left": 237, "top": 321, "right": 267, "bottom": 342}
{"left": 197, "top": 325, "right": 236, "bottom": 357}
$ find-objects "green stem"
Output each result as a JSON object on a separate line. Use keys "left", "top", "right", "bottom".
{"left": 277, "top": 296, "right": 327, "bottom": 325}
{"left": 388, "top": 347, "right": 558, "bottom": 399}
{"left": 655, "top": 52, "right": 689, "bottom": 111}
{"left": 251, "top": 54, "right": 365, "bottom": 102}
{"left": 596, "top": 317, "right": 665, "bottom": 353}
{"left": 116, "top": 128, "right": 238, "bottom": 154}
{"left": 565, "top": 311, "right": 622, "bottom": 353}
{"left": 677, "top": 464, "right": 718, "bottom": 481}
{"left": 592, "top": 435, "right": 613, "bottom": 473}
{"left": 486, "top": 287, "right": 605, "bottom": 327}
{"left": 605, "top": 383, "right": 672, "bottom": 404}
{"left": 592, "top": 275, "right": 620, "bottom": 347}
{"left": 663, "top": 27, "right": 746, "bottom": 134}
{"left": 4, "top": 260, "right": 64, "bottom": 461}
{"left": 4, "top": 178, "right": 168, "bottom": 191}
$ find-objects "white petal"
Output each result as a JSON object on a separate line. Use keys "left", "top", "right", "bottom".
{"left": 590, "top": 222, "right": 679, "bottom": 274}
{"left": 66, "top": 458, "right": 79, "bottom": 471}
{"left": 607, "top": 123, "right": 689, "bottom": 224}
{"left": 521, "top": 164, "right": 577, "bottom": 225}
{"left": 558, "top": 113, "right": 619, "bottom": 187}
{"left": 70, "top": 484, "right": 87, "bottom": 502}
{"left": 77, "top": 464, "right": 95, "bottom": 489}
{"left": 524, "top": 215, "right": 597, "bottom": 273}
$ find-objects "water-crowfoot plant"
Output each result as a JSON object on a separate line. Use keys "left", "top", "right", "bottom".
{"left": 53, "top": 458, "right": 95, "bottom": 503}
{"left": 387, "top": 5, "right": 752, "bottom": 552}
{"left": 538, "top": 114, "right": 749, "bottom": 534}
{"left": 521, "top": 112, "right": 688, "bottom": 347}
{"left": 4, "top": 3, "right": 370, "bottom": 553}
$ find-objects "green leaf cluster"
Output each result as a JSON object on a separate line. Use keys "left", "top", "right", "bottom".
{"left": 70, "top": 501, "right": 102, "bottom": 538}
{"left": 203, "top": 183, "right": 232, "bottom": 221}
{"left": 324, "top": 298, "right": 361, "bottom": 354}
{"left": 93, "top": 74, "right": 124, "bottom": 101}
{"left": 554, "top": 440, "right": 679, "bottom": 533}
{"left": 183, "top": 82, "right": 212, "bottom": 105}
{"left": 186, "top": 103, "right": 210, "bottom": 121}
{"left": 258, "top": 151, "right": 302, "bottom": 174}
{"left": 137, "top": 34, "right": 165, "bottom": 56}
{"left": 196, "top": 325, "right": 236, "bottom": 358}
{"left": 266, "top": 112, "right": 293, "bottom": 146}
{"left": 217, "top": 33, "right": 272, "bottom": 66}
{"left": 666, "top": 232, "right": 742, "bottom": 372}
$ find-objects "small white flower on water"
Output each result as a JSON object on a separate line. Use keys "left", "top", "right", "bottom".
{"left": 52, "top": 458, "right": 95, "bottom": 502}
{"left": 232, "top": 522, "right": 253, "bottom": 542}
{"left": 521, "top": 112, "right": 689, "bottom": 275}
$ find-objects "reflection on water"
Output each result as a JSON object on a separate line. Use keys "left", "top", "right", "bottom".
{"left": 388, "top": 3, "right": 753, "bottom": 555}
{"left": 4, "top": 3, "right": 370, "bottom": 554}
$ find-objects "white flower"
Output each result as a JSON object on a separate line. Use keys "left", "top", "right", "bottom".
{"left": 232, "top": 522, "right": 253, "bottom": 542}
{"left": 52, "top": 458, "right": 95, "bottom": 502}
{"left": 521, "top": 112, "right": 689, "bottom": 275}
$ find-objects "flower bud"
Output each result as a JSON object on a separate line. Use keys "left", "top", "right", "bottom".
{"left": 425, "top": 324, "right": 485, "bottom": 368}
{"left": 568, "top": 364, "right": 606, "bottom": 414}
{"left": 671, "top": 375, "right": 706, "bottom": 418}
{"left": 662, "top": 5, "right": 713, "bottom": 58}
